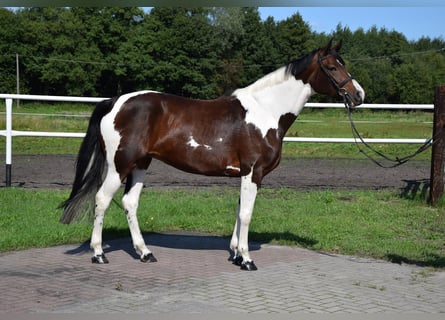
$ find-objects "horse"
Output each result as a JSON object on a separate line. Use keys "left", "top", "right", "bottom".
{"left": 60, "top": 40, "right": 365, "bottom": 271}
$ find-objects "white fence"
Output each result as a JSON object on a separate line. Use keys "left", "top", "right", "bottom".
{"left": 0, "top": 94, "right": 434, "bottom": 186}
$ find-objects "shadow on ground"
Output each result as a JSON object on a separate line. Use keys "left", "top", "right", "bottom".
{"left": 64, "top": 231, "right": 246, "bottom": 261}
{"left": 64, "top": 228, "right": 443, "bottom": 268}
{"left": 400, "top": 179, "right": 430, "bottom": 200}
{"left": 386, "top": 253, "right": 445, "bottom": 268}
{"left": 64, "top": 230, "right": 317, "bottom": 261}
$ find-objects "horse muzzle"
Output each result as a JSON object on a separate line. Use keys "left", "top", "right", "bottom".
{"left": 341, "top": 89, "right": 363, "bottom": 108}
{"left": 340, "top": 80, "right": 365, "bottom": 109}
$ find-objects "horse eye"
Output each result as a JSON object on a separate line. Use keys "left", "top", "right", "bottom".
{"left": 328, "top": 66, "right": 337, "bottom": 71}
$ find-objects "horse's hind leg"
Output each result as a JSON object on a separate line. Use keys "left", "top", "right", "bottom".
{"left": 123, "top": 168, "right": 157, "bottom": 263}
{"left": 91, "top": 168, "right": 122, "bottom": 264}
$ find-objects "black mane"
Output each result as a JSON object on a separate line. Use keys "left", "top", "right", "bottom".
{"left": 284, "top": 49, "right": 318, "bottom": 78}
{"left": 284, "top": 48, "right": 345, "bottom": 79}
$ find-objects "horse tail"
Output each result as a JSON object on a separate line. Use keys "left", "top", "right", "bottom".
{"left": 59, "top": 97, "right": 116, "bottom": 224}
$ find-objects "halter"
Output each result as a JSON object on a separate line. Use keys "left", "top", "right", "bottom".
{"left": 317, "top": 50, "right": 354, "bottom": 103}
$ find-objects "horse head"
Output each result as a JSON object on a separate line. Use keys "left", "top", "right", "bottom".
{"left": 307, "top": 40, "right": 365, "bottom": 108}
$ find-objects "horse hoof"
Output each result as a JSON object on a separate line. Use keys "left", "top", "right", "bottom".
{"left": 231, "top": 256, "right": 257, "bottom": 271}
{"left": 231, "top": 255, "right": 243, "bottom": 266}
{"left": 92, "top": 253, "right": 109, "bottom": 264}
{"left": 241, "top": 260, "right": 258, "bottom": 271}
{"left": 141, "top": 253, "right": 157, "bottom": 263}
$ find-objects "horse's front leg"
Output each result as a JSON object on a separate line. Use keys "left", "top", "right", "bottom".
{"left": 230, "top": 172, "right": 258, "bottom": 271}
{"left": 122, "top": 169, "right": 157, "bottom": 263}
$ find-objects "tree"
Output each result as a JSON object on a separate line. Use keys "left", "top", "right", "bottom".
{"left": 92, "top": 7, "right": 145, "bottom": 96}
{"left": 143, "top": 7, "right": 220, "bottom": 98}
{"left": 0, "top": 9, "right": 21, "bottom": 93}
{"left": 274, "top": 12, "right": 315, "bottom": 62}
{"left": 1, "top": 7, "right": 444, "bottom": 103}
{"left": 388, "top": 52, "right": 445, "bottom": 103}
{"left": 237, "top": 7, "right": 280, "bottom": 87}
{"left": 16, "top": 8, "right": 105, "bottom": 96}
{"left": 208, "top": 7, "right": 246, "bottom": 94}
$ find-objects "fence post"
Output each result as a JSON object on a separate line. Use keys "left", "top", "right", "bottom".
{"left": 5, "top": 98, "right": 12, "bottom": 187}
{"left": 429, "top": 85, "right": 445, "bottom": 205}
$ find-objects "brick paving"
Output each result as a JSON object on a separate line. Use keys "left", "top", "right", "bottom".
{"left": 0, "top": 232, "right": 444, "bottom": 313}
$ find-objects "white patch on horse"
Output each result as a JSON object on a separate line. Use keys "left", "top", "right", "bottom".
{"left": 233, "top": 68, "right": 313, "bottom": 137}
{"left": 226, "top": 165, "right": 240, "bottom": 172}
{"left": 187, "top": 136, "right": 200, "bottom": 148}
{"left": 187, "top": 136, "right": 212, "bottom": 150}
{"left": 102, "top": 90, "right": 157, "bottom": 165}
{"left": 102, "top": 92, "right": 149, "bottom": 166}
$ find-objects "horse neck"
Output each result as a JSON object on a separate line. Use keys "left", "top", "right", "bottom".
{"left": 235, "top": 67, "right": 314, "bottom": 119}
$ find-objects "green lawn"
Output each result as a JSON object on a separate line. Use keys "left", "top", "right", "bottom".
{"left": 0, "top": 187, "right": 443, "bottom": 268}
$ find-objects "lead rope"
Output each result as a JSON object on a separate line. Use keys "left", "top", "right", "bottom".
{"left": 345, "top": 101, "right": 434, "bottom": 168}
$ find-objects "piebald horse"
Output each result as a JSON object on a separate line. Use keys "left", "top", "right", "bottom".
{"left": 60, "top": 41, "right": 365, "bottom": 270}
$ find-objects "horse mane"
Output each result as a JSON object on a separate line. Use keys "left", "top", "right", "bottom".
{"left": 237, "top": 49, "right": 318, "bottom": 94}
{"left": 285, "top": 49, "right": 318, "bottom": 78}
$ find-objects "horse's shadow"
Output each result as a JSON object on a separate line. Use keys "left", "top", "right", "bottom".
{"left": 65, "top": 231, "right": 254, "bottom": 260}
{"left": 64, "top": 230, "right": 316, "bottom": 261}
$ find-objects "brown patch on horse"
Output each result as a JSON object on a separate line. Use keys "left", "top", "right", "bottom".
{"left": 113, "top": 93, "right": 258, "bottom": 180}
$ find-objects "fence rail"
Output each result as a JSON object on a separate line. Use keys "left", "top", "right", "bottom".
{"left": 0, "top": 94, "right": 434, "bottom": 187}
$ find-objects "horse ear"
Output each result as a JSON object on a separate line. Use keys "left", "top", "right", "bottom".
{"left": 332, "top": 40, "right": 343, "bottom": 52}
{"left": 320, "top": 38, "right": 333, "bottom": 56}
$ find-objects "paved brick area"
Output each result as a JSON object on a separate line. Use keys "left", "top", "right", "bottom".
{"left": 0, "top": 232, "right": 444, "bottom": 313}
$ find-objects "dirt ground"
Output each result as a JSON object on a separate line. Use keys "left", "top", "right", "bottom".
{"left": 1, "top": 155, "right": 431, "bottom": 196}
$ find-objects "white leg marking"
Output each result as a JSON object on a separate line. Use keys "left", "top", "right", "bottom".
{"left": 230, "top": 204, "right": 240, "bottom": 258}
{"left": 122, "top": 169, "right": 151, "bottom": 259}
{"left": 231, "top": 171, "right": 258, "bottom": 263}
{"left": 91, "top": 168, "right": 121, "bottom": 257}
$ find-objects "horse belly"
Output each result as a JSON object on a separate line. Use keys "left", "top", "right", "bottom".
{"left": 150, "top": 137, "right": 242, "bottom": 177}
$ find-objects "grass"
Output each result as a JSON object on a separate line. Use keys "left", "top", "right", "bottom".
{"left": 0, "top": 187, "right": 443, "bottom": 268}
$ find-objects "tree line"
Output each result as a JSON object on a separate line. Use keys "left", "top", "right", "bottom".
{"left": 1, "top": 7, "right": 444, "bottom": 104}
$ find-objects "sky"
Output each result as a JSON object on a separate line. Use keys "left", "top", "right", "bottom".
{"left": 3, "top": 3, "right": 443, "bottom": 41}
{"left": 258, "top": 7, "right": 444, "bottom": 41}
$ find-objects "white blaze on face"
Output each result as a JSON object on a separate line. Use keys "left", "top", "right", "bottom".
{"left": 352, "top": 79, "right": 365, "bottom": 102}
